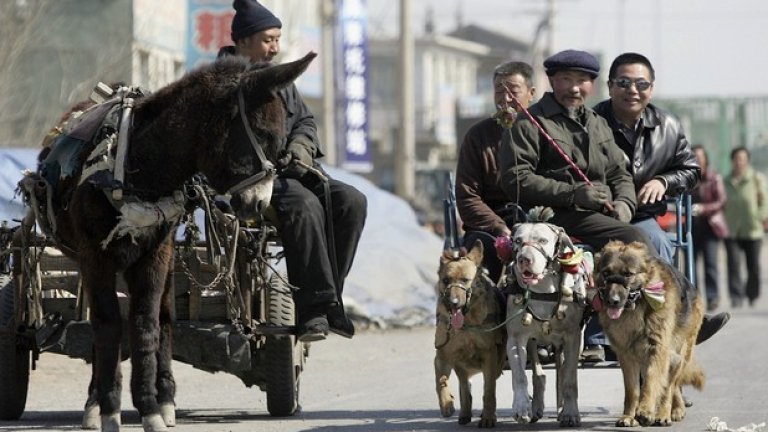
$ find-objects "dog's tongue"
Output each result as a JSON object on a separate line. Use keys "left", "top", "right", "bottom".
{"left": 607, "top": 307, "right": 623, "bottom": 320}
{"left": 451, "top": 310, "right": 465, "bottom": 329}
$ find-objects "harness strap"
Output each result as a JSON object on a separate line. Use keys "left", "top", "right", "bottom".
{"left": 228, "top": 86, "right": 276, "bottom": 196}
{"left": 112, "top": 92, "right": 135, "bottom": 201}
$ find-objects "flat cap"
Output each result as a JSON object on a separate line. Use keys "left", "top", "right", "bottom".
{"left": 544, "top": 49, "right": 600, "bottom": 79}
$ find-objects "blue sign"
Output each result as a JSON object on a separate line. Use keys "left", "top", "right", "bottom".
{"left": 337, "top": 0, "right": 371, "bottom": 172}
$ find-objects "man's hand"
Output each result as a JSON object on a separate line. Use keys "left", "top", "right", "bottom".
{"left": 611, "top": 201, "right": 633, "bottom": 223}
{"left": 279, "top": 141, "right": 313, "bottom": 179}
{"left": 572, "top": 183, "right": 612, "bottom": 211}
{"left": 637, "top": 178, "right": 667, "bottom": 204}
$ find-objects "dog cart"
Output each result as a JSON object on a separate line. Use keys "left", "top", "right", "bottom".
{"left": 0, "top": 180, "right": 305, "bottom": 421}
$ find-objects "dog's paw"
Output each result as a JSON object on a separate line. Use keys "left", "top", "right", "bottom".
{"left": 558, "top": 412, "right": 581, "bottom": 428}
{"left": 478, "top": 414, "right": 497, "bottom": 428}
{"left": 439, "top": 401, "right": 455, "bottom": 418}
{"left": 635, "top": 411, "right": 654, "bottom": 427}
{"left": 531, "top": 400, "right": 544, "bottom": 422}
{"left": 458, "top": 415, "right": 471, "bottom": 425}
{"left": 511, "top": 403, "right": 532, "bottom": 424}
{"left": 616, "top": 415, "right": 639, "bottom": 427}
{"left": 671, "top": 407, "right": 686, "bottom": 422}
{"left": 654, "top": 417, "right": 673, "bottom": 427}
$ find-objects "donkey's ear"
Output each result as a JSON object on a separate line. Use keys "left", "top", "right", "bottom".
{"left": 243, "top": 52, "right": 317, "bottom": 95}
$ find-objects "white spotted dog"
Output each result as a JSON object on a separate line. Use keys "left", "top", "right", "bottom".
{"left": 496, "top": 207, "right": 591, "bottom": 427}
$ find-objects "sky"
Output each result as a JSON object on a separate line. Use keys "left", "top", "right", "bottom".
{"left": 366, "top": 0, "right": 765, "bottom": 98}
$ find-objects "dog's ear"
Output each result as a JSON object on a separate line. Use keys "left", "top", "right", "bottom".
{"left": 466, "top": 239, "right": 484, "bottom": 265}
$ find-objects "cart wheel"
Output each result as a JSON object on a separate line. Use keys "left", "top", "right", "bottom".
{"left": 265, "top": 273, "right": 301, "bottom": 417}
{"left": 0, "top": 276, "right": 30, "bottom": 420}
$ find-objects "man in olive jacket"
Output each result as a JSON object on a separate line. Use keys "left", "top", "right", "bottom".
{"left": 499, "top": 49, "right": 651, "bottom": 250}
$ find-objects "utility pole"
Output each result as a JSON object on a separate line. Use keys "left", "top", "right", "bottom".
{"left": 321, "top": 0, "right": 337, "bottom": 166}
{"left": 545, "top": 0, "right": 555, "bottom": 58}
{"left": 395, "top": 0, "right": 415, "bottom": 200}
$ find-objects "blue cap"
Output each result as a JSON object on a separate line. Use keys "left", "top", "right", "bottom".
{"left": 231, "top": 0, "right": 282, "bottom": 42}
{"left": 544, "top": 50, "right": 600, "bottom": 79}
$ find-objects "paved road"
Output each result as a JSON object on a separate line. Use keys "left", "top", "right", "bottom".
{"left": 3, "top": 295, "right": 767, "bottom": 432}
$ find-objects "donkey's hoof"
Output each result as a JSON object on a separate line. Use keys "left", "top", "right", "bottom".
{"left": 101, "top": 413, "right": 121, "bottom": 432}
{"left": 142, "top": 413, "right": 169, "bottom": 432}
{"left": 82, "top": 404, "right": 100, "bottom": 429}
{"left": 159, "top": 403, "right": 176, "bottom": 427}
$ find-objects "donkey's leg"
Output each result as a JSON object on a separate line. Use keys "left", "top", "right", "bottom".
{"left": 125, "top": 239, "right": 174, "bottom": 432}
{"left": 82, "top": 257, "right": 123, "bottom": 432}
{"left": 156, "top": 248, "right": 176, "bottom": 427}
{"left": 82, "top": 363, "right": 100, "bottom": 430}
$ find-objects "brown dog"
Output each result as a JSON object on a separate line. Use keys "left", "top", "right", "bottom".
{"left": 593, "top": 240, "right": 705, "bottom": 427}
{"left": 434, "top": 241, "right": 506, "bottom": 428}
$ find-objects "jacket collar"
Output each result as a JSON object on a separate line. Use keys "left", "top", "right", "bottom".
{"left": 538, "top": 92, "right": 590, "bottom": 120}
{"left": 598, "top": 100, "right": 662, "bottom": 130}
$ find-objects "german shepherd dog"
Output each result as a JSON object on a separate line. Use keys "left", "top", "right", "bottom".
{"left": 593, "top": 241, "right": 705, "bottom": 427}
{"left": 434, "top": 240, "right": 506, "bottom": 428}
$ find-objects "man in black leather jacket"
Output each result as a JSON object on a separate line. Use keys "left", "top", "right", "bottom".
{"left": 593, "top": 52, "right": 700, "bottom": 264}
{"left": 590, "top": 52, "right": 728, "bottom": 363}
{"left": 218, "top": 0, "right": 367, "bottom": 342}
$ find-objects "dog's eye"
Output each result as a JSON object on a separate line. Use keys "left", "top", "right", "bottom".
{"left": 441, "top": 277, "right": 451, "bottom": 285}
{"left": 622, "top": 270, "right": 634, "bottom": 277}
{"left": 461, "top": 278, "right": 472, "bottom": 285}
{"left": 537, "top": 238, "right": 548, "bottom": 245}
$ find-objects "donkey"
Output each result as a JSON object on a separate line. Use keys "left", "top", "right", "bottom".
{"left": 18, "top": 53, "right": 316, "bottom": 432}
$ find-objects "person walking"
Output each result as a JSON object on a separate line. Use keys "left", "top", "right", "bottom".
{"left": 691, "top": 144, "right": 729, "bottom": 311}
{"left": 723, "top": 146, "right": 767, "bottom": 308}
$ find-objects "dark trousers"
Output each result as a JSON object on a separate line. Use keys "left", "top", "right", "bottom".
{"left": 271, "top": 176, "right": 367, "bottom": 319}
{"left": 550, "top": 209, "right": 654, "bottom": 251}
{"left": 725, "top": 237, "right": 762, "bottom": 305}
{"left": 692, "top": 218, "right": 721, "bottom": 302}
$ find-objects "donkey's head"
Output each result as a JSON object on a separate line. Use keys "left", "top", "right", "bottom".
{"left": 209, "top": 52, "right": 316, "bottom": 219}
{"left": 133, "top": 52, "right": 316, "bottom": 217}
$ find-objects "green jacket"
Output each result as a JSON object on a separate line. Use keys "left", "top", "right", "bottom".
{"left": 723, "top": 167, "right": 768, "bottom": 240}
{"left": 499, "top": 92, "right": 637, "bottom": 213}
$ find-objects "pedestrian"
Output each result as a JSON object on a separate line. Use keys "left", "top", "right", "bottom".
{"left": 218, "top": 0, "right": 367, "bottom": 341}
{"left": 456, "top": 60, "right": 536, "bottom": 283}
{"left": 723, "top": 146, "right": 767, "bottom": 308}
{"left": 691, "top": 144, "right": 729, "bottom": 311}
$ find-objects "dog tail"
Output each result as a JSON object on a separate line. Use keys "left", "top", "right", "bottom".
{"left": 679, "top": 358, "right": 705, "bottom": 390}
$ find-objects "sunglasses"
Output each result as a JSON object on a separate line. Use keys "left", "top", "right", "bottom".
{"left": 612, "top": 77, "right": 653, "bottom": 91}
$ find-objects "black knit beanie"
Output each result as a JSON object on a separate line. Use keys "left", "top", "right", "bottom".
{"left": 231, "top": 0, "right": 282, "bottom": 42}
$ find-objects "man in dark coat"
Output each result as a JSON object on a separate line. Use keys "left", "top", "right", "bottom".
{"left": 219, "top": 0, "right": 367, "bottom": 342}
{"left": 456, "top": 61, "right": 536, "bottom": 282}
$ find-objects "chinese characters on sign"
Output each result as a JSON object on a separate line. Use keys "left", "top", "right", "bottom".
{"left": 187, "top": 0, "right": 234, "bottom": 69}
{"left": 337, "top": 0, "right": 372, "bottom": 172}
